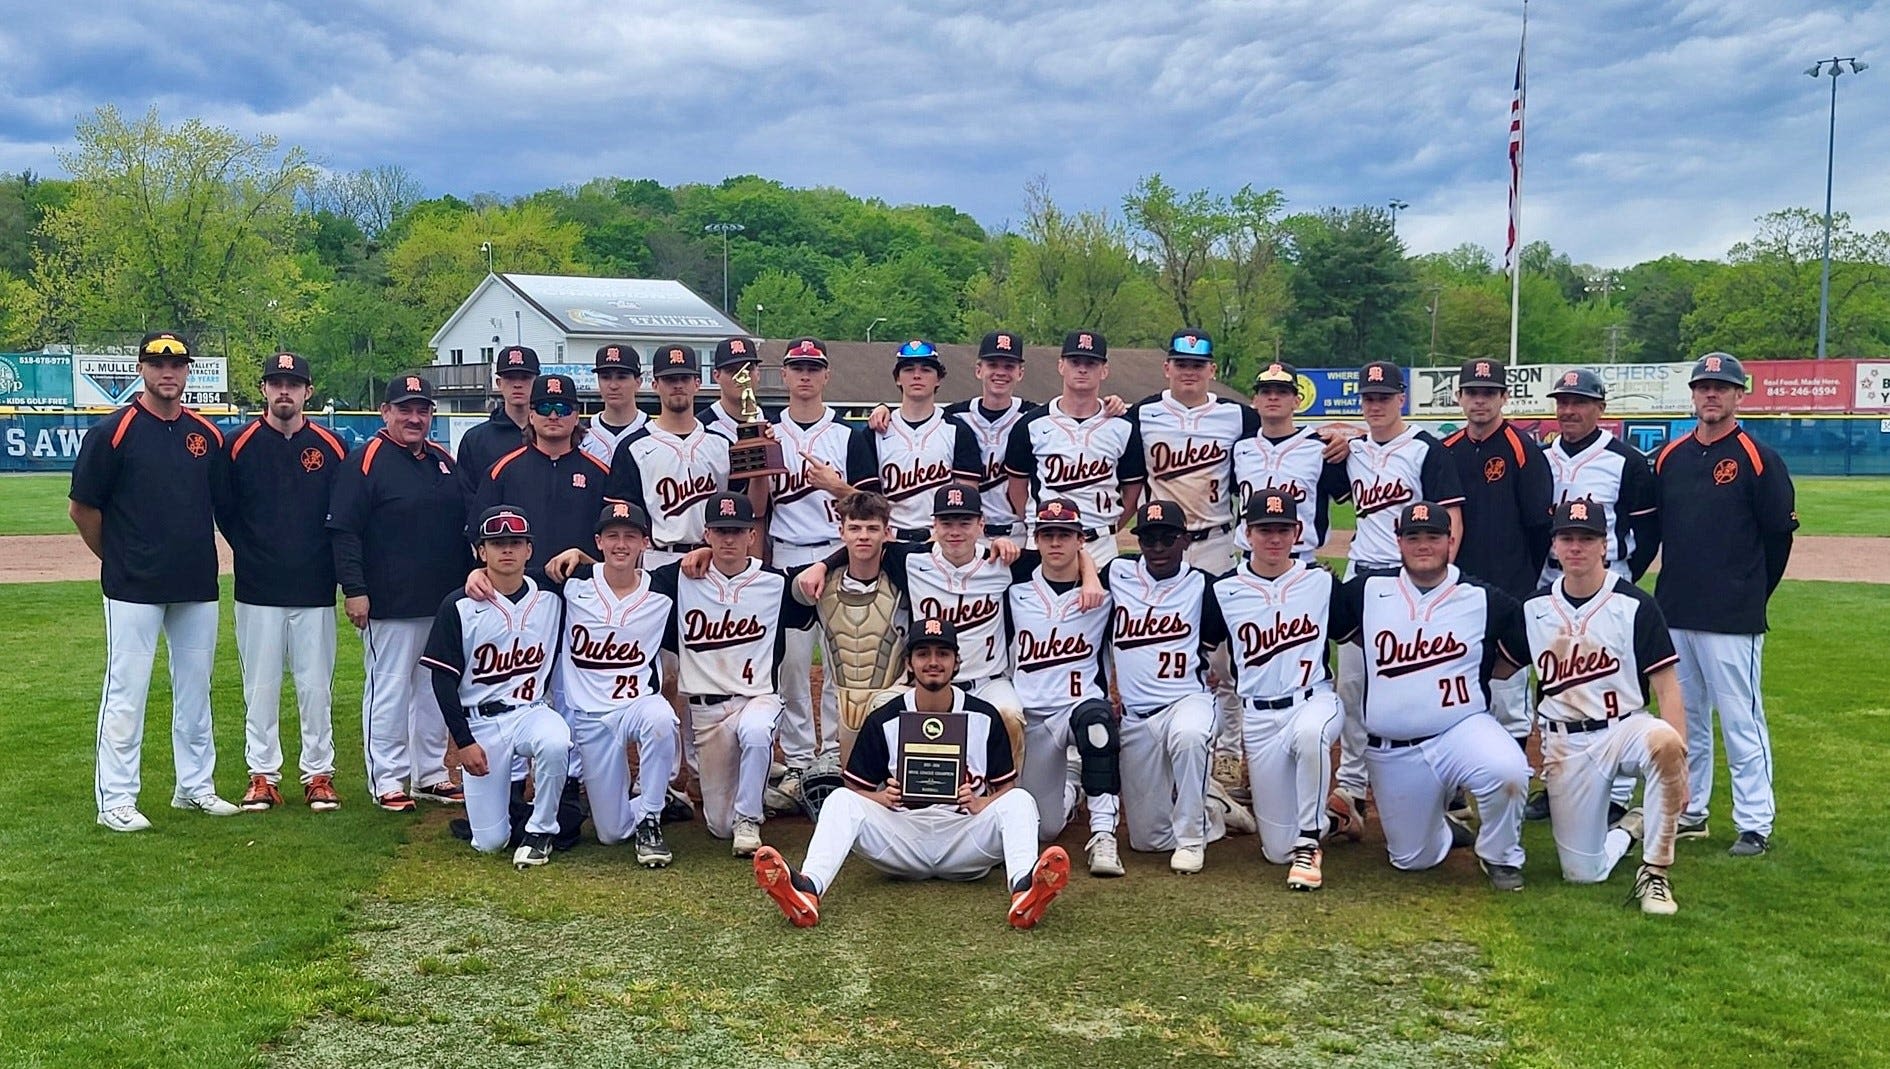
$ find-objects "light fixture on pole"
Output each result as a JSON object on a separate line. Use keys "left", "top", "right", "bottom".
{"left": 755, "top": 303, "right": 764, "bottom": 337}
{"left": 703, "top": 221, "right": 745, "bottom": 314}
{"left": 480, "top": 241, "right": 493, "bottom": 272}
{"left": 1807, "top": 56, "right": 1867, "bottom": 359}
{"left": 1388, "top": 198, "right": 1410, "bottom": 235}
{"left": 866, "top": 317, "right": 888, "bottom": 343}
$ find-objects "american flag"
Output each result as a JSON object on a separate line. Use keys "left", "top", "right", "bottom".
{"left": 1504, "top": 34, "right": 1527, "bottom": 276}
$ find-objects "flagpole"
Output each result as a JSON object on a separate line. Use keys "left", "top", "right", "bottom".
{"left": 1507, "top": 0, "right": 1528, "bottom": 363}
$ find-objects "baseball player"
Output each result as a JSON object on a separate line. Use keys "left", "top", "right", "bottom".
{"left": 1515, "top": 499, "right": 1688, "bottom": 913}
{"left": 1329, "top": 361, "right": 1465, "bottom": 838}
{"left": 579, "top": 343, "right": 647, "bottom": 466}
{"left": 701, "top": 337, "right": 773, "bottom": 441}
{"left": 649, "top": 492, "right": 815, "bottom": 856}
{"left": 421, "top": 506, "right": 569, "bottom": 869}
{"left": 1102, "top": 499, "right": 1223, "bottom": 875}
{"left": 601, "top": 345, "right": 736, "bottom": 568}
{"left": 1202, "top": 490, "right": 1346, "bottom": 891}
{"left": 752, "top": 617, "right": 1073, "bottom": 930}
{"left": 475, "top": 373, "right": 611, "bottom": 569}
{"left": 456, "top": 344, "right": 539, "bottom": 494}
{"left": 846, "top": 339, "right": 982, "bottom": 540}
{"left": 1442, "top": 359, "right": 1553, "bottom": 759}
{"left": 944, "top": 330, "right": 1035, "bottom": 539}
{"left": 1006, "top": 331, "right": 1145, "bottom": 566}
{"left": 1126, "top": 330, "right": 1258, "bottom": 573}
{"left": 327, "top": 374, "right": 474, "bottom": 812}
{"left": 796, "top": 491, "right": 908, "bottom": 767}
{"left": 71, "top": 331, "right": 238, "bottom": 830}
{"left": 1653, "top": 352, "right": 1796, "bottom": 857}
{"left": 213, "top": 351, "right": 348, "bottom": 812}
{"left": 1331, "top": 501, "right": 1531, "bottom": 891}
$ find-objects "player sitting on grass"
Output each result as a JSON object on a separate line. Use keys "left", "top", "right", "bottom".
{"left": 753, "top": 617, "right": 1072, "bottom": 930}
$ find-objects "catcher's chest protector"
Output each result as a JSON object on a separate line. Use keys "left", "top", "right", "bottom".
{"left": 816, "top": 573, "right": 908, "bottom": 729}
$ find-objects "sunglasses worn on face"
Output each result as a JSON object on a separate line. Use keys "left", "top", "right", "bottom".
{"left": 481, "top": 513, "right": 530, "bottom": 538}
{"left": 1137, "top": 530, "right": 1182, "bottom": 548}
{"left": 534, "top": 401, "right": 576, "bottom": 417}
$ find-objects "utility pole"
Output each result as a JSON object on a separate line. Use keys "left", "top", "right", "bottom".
{"left": 703, "top": 222, "right": 745, "bottom": 314}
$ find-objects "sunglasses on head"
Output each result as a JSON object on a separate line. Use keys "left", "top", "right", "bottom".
{"left": 533, "top": 401, "right": 576, "bottom": 417}
{"left": 480, "top": 513, "right": 530, "bottom": 538}
{"left": 1136, "top": 529, "right": 1182, "bottom": 548}
{"left": 141, "top": 338, "right": 190, "bottom": 358}
{"left": 1170, "top": 336, "right": 1212, "bottom": 358}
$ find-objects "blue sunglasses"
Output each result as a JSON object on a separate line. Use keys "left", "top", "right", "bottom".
{"left": 896, "top": 340, "right": 940, "bottom": 359}
{"left": 1169, "top": 334, "right": 1212, "bottom": 358}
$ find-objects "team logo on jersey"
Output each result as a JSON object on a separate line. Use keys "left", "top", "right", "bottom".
{"left": 439, "top": 461, "right": 451, "bottom": 474}
{"left": 1713, "top": 459, "right": 1738, "bottom": 485}
{"left": 682, "top": 608, "right": 766, "bottom": 651}
{"left": 1352, "top": 477, "right": 1414, "bottom": 518}
{"left": 1537, "top": 641, "right": 1622, "bottom": 697}
{"left": 1374, "top": 628, "right": 1470, "bottom": 678}
{"left": 1484, "top": 457, "right": 1506, "bottom": 482}
{"left": 880, "top": 459, "right": 952, "bottom": 501}
{"left": 1015, "top": 628, "right": 1095, "bottom": 671}
{"left": 1236, "top": 613, "right": 1321, "bottom": 668}
{"left": 1113, "top": 606, "right": 1192, "bottom": 650}
{"left": 568, "top": 625, "right": 648, "bottom": 671}
{"left": 184, "top": 432, "right": 208, "bottom": 458}
{"left": 1149, "top": 439, "right": 1228, "bottom": 478}
{"left": 1042, "top": 453, "right": 1115, "bottom": 491}
{"left": 300, "top": 447, "right": 325, "bottom": 472}
{"left": 656, "top": 473, "right": 719, "bottom": 516}
{"left": 981, "top": 454, "right": 1007, "bottom": 490}
{"left": 470, "top": 638, "right": 547, "bottom": 684}
{"left": 572, "top": 472, "right": 587, "bottom": 489}
{"left": 918, "top": 594, "right": 1001, "bottom": 631}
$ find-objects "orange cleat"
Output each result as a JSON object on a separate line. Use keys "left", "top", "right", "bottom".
{"left": 754, "top": 846, "right": 820, "bottom": 928}
{"left": 1008, "top": 846, "right": 1071, "bottom": 930}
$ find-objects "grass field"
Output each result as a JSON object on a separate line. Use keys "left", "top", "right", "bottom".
{"left": 0, "top": 473, "right": 84, "bottom": 535}
{"left": 4, "top": 575, "right": 1887, "bottom": 1068}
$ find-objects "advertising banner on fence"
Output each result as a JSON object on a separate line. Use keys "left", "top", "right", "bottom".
{"left": 72, "top": 354, "right": 229, "bottom": 407}
{"left": 1742, "top": 359, "right": 1852, "bottom": 412}
{"left": 1410, "top": 363, "right": 1556, "bottom": 417}
{"left": 1854, "top": 362, "right": 1890, "bottom": 412}
{"left": 1296, "top": 368, "right": 1411, "bottom": 416}
{"left": 0, "top": 353, "right": 74, "bottom": 406}
{"left": 1407, "top": 362, "right": 1696, "bottom": 417}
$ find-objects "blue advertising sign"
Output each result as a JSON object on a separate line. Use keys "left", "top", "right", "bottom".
{"left": 1296, "top": 369, "right": 1410, "bottom": 417}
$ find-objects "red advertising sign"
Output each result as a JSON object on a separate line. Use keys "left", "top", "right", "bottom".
{"left": 1742, "top": 359, "right": 1852, "bottom": 412}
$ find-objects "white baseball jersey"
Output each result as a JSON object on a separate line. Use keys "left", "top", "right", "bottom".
{"left": 767, "top": 406, "right": 851, "bottom": 546}
{"left": 649, "top": 561, "right": 813, "bottom": 698}
{"left": 847, "top": 409, "right": 982, "bottom": 532}
{"left": 1543, "top": 428, "right": 1657, "bottom": 576}
{"left": 1520, "top": 575, "right": 1678, "bottom": 724}
{"left": 1005, "top": 399, "right": 1144, "bottom": 533}
{"left": 879, "top": 543, "right": 1027, "bottom": 682}
{"left": 1007, "top": 568, "right": 1113, "bottom": 712}
{"left": 555, "top": 569, "right": 672, "bottom": 713}
{"left": 701, "top": 399, "right": 743, "bottom": 443}
{"left": 1342, "top": 427, "right": 1464, "bottom": 571}
{"left": 1100, "top": 557, "right": 1214, "bottom": 714}
{"left": 946, "top": 397, "right": 1031, "bottom": 527}
{"left": 1232, "top": 427, "right": 1336, "bottom": 559}
{"left": 1203, "top": 561, "right": 1341, "bottom": 701}
{"left": 1334, "top": 566, "right": 1521, "bottom": 741}
{"left": 844, "top": 687, "right": 1018, "bottom": 799}
{"left": 580, "top": 411, "right": 647, "bottom": 467}
{"left": 603, "top": 423, "right": 732, "bottom": 549}
{"left": 1129, "top": 392, "right": 1255, "bottom": 531}
{"left": 421, "top": 578, "right": 561, "bottom": 712}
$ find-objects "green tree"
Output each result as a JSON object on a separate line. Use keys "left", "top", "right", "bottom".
{"left": 287, "top": 278, "right": 429, "bottom": 407}
{"left": 0, "top": 270, "right": 42, "bottom": 349}
{"left": 383, "top": 201, "right": 583, "bottom": 326}
{"left": 737, "top": 269, "right": 828, "bottom": 339}
{"left": 824, "top": 250, "right": 958, "bottom": 342}
{"left": 1279, "top": 207, "right": 1418, "bottom": 366}
{"left": 1681, "top": 208, "right": 1890, "bottom": 359}
{"left": 1617, "top": 256, "right": 1717, "bottom": 363}
{"left": 962, "top": 180, "right": 1160, "bottom": 344}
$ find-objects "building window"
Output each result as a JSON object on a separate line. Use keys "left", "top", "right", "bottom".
{"left": 555, "top": 342, "right": 565, "bottom": 361}
{"left": 480, "top": 346, "right": 496, "bottom": 361}
{"left": 450, "top": 348, "right": 464, "bottom": 364}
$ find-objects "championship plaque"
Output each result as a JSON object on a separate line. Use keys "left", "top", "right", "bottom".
{"left": 727, "top": 365, "right": 788, "bottom": 479}
{"left": 897, "top": 711, "right": 967, "bottom": 806}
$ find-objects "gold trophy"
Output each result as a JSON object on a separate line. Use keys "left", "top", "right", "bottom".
{"left": 726, "top": 365, "right": 787, "bottom": 479}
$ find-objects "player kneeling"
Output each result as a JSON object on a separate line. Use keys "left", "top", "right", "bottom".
{"left": 754, "top": 618, "right": 1072, "bottom": 930}
{"left": 1516, "top": 500, "right": 1687, "bottom": 914}
{"left": 421, "top": 507, "right": 570, "bottom": 870}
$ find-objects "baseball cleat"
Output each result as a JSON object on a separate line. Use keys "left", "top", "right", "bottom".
{"left": 1206, "top": 779, "right": 1256, "bottom": 835}
{"left": 1286, "top": 840, "right": 1324, "bottom": 891}
{"left": 633, "top": 816, "right": 672, "bottom": 868}
{"left": 1447, "top": 789, "right": 1473, "bottom": 822}
{"left": 754, "top": 846, "right": 820, "bottom": 927}
{"left": 513, "top": 831, "right": 553, "bottom": 870}
{"left": 1086, "top": 831, "right": 1124, "bottom": 878}
{"left": 731, "top": 817, "right": 763, "bottom": 857}
{"left": 1169, "top": 844, "right": 1205, "bottom": 875}
{"left": 1325, "top": 787, "right": 1366, "bottom": 842}
{"left": 375, "top": 790, "right": 417, "bottom": 813}
{"left": 763, "top": 766, "right": 805, "bottom": 814}
{"left": 1674, "top": 816, "right": 1709, "bottom": 840}
{"left": 97, "top": 805, "right": 152, "bottom": 833}
{"left": 414, "top": 781, "right": 465, "bottom": 805}
{"left": 304, "top": 775, "right": 341, "bottom": 812}
{"left": 1523, "top": 787, "right": 1551, "bottom": 822}
{"left": 172, "top": 793, "right": 241, "bottom": 817}
{"left": 240, "top": 775, "right": 283, "bottom": 812}
{"left": 1445, "top": 812, "right": 1477, "bottom": 850}
{"left": 1614, "top": 806, "right": 1645, "bottom": 843}
{"left": 661, "top": 787, "right": 696, "bottom": 824}
{"left": 1008, "top": 846, "right": 1071, "bottom": 930}
{"left": 1729, "top": 831, "right": 1769, "bottom": 857}
{"left": 1607, "top": 801, "right": 1630, "bottom": 828}
{"left": 448, "top": 818, "right": 473, "bottom": 842}
{"left": 1480, "top": 859, "right": 1525, "bottom": 892}
{"left": 1630, "top": 865, "right": 1678, "bottom": 915}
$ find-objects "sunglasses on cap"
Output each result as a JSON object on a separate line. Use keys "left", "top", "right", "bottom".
{"left": 533, "top": 401, "right": 576, "bottom": 417}
{"left": 141, "top": 337, "right": 190, "bottom": 358}
{"left": 1136, "top": 529, "right": 1182, "bottom": 548}
{"left": 480, "top": 513, "right": 530, "bottom": 538}
{"left": 1169, "top": 335, "right": 1212, "bottom": 358}
{"left": 896, "top": 340, "right": 940, "bottom": 359}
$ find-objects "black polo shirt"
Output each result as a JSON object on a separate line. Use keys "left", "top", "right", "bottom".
{"left": 1653, "top": 424, "right": 1797, "bottom": 634}
{"left": 1443, "top": 420, "right": 1554, "bottom": 598}
{"left": 214, "top": 418, "right": 348, "bottom": 607}
{"left": 455, "top": 406, "right": 528, "bottom": 494}
{"left": 327, "top": 430, "right": 476, "bottom": 620}
{"left": 69, "top": 398, "right": 223, "bottom": 605}
{"left": 473, "top": 443, "right": 613, "bottom": 568}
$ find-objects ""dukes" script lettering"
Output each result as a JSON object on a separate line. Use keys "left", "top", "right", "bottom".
{"left": 919, "top": 594, "right": 1001, "bottom": 630}
{"left": 882, "top": 459, "right": 952, "bottom": 500}
{"left": 1351, "top": 477, "right": 1414, "bottom": 518}
{"left": 1374, "top": 628, "right": 1468, "bottom": 677}
{"left": 1114, "top": 605, "right": 1192, "bottom": 649}
{"left": 471, "top": 638, "right": 546, "bottom": 681}
{"left": 568, "top": 625, "right": 647, "bottom": 669}
{"left": 1016, "top": 627, "right": 1094, "bottom": 669}
{"left": 1042, "top": 453, "right": 1115, "bottom": 490}
{"left": 657, "top": 473, "right": 719, "bottom": 516}
{"left": 1149, "top": 439, "right": 1228, "bottom": 477}
{"left": 1237, "top": 613, "right": 1319, "bottom": 667}
{"left": 1537, "top": 642, "right": 1621, "bottom": 692}
{"left": 683, "top": 608, "right": 765, "bottom": 648}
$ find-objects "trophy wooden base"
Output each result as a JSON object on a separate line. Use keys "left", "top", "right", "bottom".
{"left": 730, "top": 428, "right": 787, "bottom": 479}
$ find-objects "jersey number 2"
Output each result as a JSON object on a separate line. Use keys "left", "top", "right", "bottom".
{"left": 1438, "top": 675, "right": 1471, "bottom": 707}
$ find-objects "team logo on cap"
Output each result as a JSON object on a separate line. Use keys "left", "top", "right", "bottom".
{"left": 1411, "top": 503, "right": 1430, "bottom": 521}
{"left": 546, "top": 378, "right": 564, "bottom": 394}
{"left": 185, "top": 432, "right": 208, "bottom": 458}
{"left": 604, "top": 347, "right": 622, "bottom": 362}
{"left": 1475, "top": 361, "right": 1492, "bottom": 378}
{"left": 718, "top": 498, "right": 738, "bottom": 517}
{"left": 947, "top": 488, "right": 965, "bottom": 507}
{"left": 1569, "top": 500, "right": 1590, "bottom": 521}
{"left": 1563, "top": 372, "right": 1578, "bottom": 385}
{"left": 665, "top": 348, "right": 684, "bottom": 363}
{"left": 1266, "top": 496, "right": 1285, "bottom": 515}
{"left": 572, "top": 472, "right": 586, "bottom": 489}
{"left": 1704, "top": 356, "right": 1722, "bottom": 372}
{"left": 1484, "top": 457, "right": 1506, "bottom": 482}
{"left": 1368, "top": 365, "right": 1385, "bottom": 382}
{"left": 728, "top": 340, "right": 747, "bottom": 355}
{"left": 923, "top": 618, "right": 944, "bottom": 637}
{"left": 786, "top": 340, "right": 825, "bottom": 359}
{"left": 406, "top": 376, "right": 422, "bottom": 392}
{"left": 300, "top": 447, "right": 325, "bottom": 473}
{"left": 1713, "top": 459, "right": 1738, "bottom": 485}
{"left": 995, "top": 334, "right": 1014, "bottom": 351}
{"left": 1185, "top": 336, "right": 1200, "bottom": 348}
{"left": 506, "top": 351, "right": 525, "bottom": 366}
{"left": 1146, "top": 503, "right": 1165, "bottom": 522}
{"left": 276, "top": 354, "right": 296, "bottom": 370}
{"left": 1076, "top": 333, "right": 1095, "bottom": 351}
{"left": 612, "top": 502, "right": 630, "bottom": 518}
{"left": 1043, "top": 501, "right": 1069, "bottom": 519}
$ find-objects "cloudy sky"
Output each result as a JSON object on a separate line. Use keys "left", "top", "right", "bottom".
{"left": 3, "top": 0, "right": 1887, "bottom": 268}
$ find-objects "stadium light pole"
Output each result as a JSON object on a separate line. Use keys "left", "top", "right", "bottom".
{"left": 866, "top": 316, "right": 888, "bottom": 343}
{"left": 1388, "top": 198, "right": 1410, "bottom": 235}
{"left": 1807, "top": 56, "right": 1867, "bottom": 359}
{"left": 703, "top": 221, "right": 745, "bottom": 314}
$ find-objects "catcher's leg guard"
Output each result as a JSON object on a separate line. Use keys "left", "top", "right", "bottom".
{"left": 1072, "top": 699, "right": 1121, "bottom": 796}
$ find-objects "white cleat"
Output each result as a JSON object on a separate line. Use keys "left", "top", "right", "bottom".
{"left": 97, "top": 806, "right": 153, "bottom": 832}
{"left": 1169, "top": 844, "right": 1205, "bottom": 875}
{"left": 1631, "top": 865, "right": 1678, "bottom": 915}
{"left": 731, "top": 817, "right": 763, "bottom": 858}
{"left": 1086, "top": 831, "right": 1125, "bottom": 877}
{"left": 1206, "top": 779, "right": 1256, "bottom": 835}
{"left": 171, "top": 794, "right": 241, "bottom": 816}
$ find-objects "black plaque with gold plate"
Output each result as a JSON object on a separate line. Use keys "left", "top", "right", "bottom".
{"left": 897, "top": 710, "right": 967, "bottom": 806}
{"left": 727, "top": 366, "right": 788, "bottom": 479}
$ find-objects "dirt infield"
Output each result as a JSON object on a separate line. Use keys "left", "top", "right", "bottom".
{"left": 2, "top": 530, "right": 1884, "bottom": 585}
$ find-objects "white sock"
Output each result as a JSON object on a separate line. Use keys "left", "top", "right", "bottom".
{"left": 1602, "top": 827, "right": 1633, "bottom": 879}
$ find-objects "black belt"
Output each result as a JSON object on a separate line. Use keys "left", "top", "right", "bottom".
{"left": 1082, "top": 526, "right": 1115, "bottom": 543}
{"left": 1249, "top": 687, "right": 1317, "bottom": 711}
{"left": 1544, "top": 714, "right": 1620, "bottom": 735}
{"left": 1186, "top": 522, "right": 1234, "bottom": 542}
{"left": 687, "top": 693, "right": 734, "bottom": 706}
{"left": 772, "top": 536, "right": 838, "bottom": 548}
{"left": 653, "top": 540, "right": 703, "bottom": 554}
{"left": 985, "top": 522, "right": 1021, "bottom": 538}
{"left": 1368, "top": 732, "right": 1439, "bottom": 750}
{"left": 894, "top": 527, "right": 931, "bottom": 542}
{"left": 471, "top": 700, "right": 521, "bottom": 718}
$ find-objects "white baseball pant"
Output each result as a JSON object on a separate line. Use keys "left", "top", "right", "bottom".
{"left": 1183, "top": 528, "right": 1238, "bottom": 575}
{"left": 235, "top": 602, "right": 336, "bottom": 783}
{"left": 95, "top": 598, "right": 219, "bottom": 812}
{"left": 773, "top": 539, "right": 842, "bottom": 766}
{"left": 1187, "top": 530, "right": 1247, "bottom": 764}
{"left": 1671, "top": 629, "right": 1774, "bottom": 837}
{"left": 1365, "top": 713, "right": 1529, "bottom": 871}
{"left": 1487, "top": 671, "right": 1532, "bottom": 742}
{"left": 1542, "top": 714, "right": 1687, "bottom": 882}
{"left": 572, "top": 695, "right": 679, "bottom": 845}
{"left": 690, "top": 694, "right": 782, "bottom": 838}
{"left": 799, "top": 787, "right": 1043, "bottom": 894}
{"left": 642, "top": 543, "right": 696, "bottom": 777}
{"left": 1335, "top": 642, "right": 1370, "bottom": 796}
{"left": 1119, "top": 694, "right": 1217, "bottom": 852}
{"left": 462, "top": 702, "right": 570, "bottom": 854}
{"left": 358, "top": 617, "right": 451, "bottom": 797}
{"left": 1242, "top": 686, "right": 1344, "bottom": 865}
{"left": 1018, "top": 703, "right": 1119, "bottom": 843}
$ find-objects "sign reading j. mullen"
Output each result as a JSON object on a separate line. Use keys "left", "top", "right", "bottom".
{"left": 72, "top": 354, "right": 228, "bottom": 407}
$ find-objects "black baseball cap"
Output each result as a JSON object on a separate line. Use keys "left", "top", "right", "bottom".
{"left": 1061, "top": 330, "right": 1107, "bottom": 361}
{"left": 650, "top": 344, "right": 700, "bottom": 379}
{"left": 262, "top": 351, "right": 312, "bottom": 384}
{"left": 1358, "top": 361, "right": 1406, "bottom": 395}
{"left": 713, "top": 337, "right": 759, "bottom": 371}
{"left": 1550, "top": 498, "right": 1607, "bottom": 536}
{"left": 1689, "top": 352, "right": 1747, "bottom": 387}
{"left": 782, "top": 337, "right": 829, "bottom": 367}
{"left": 531, "top": 373, "right": 577, "bottom": 405}
{"left": 594, "top": 343, "right": 642, "bottom": 375}
{"left": 1548, "top": 368, "right": 1605, "bottom": 401}
{"left": 1253, "top": 361, "right": 1299, "bottom": 389}
{"left": 384, "top": 373, "right": 435, "bottom": 404}
{"left": 932, "top": 483, "right": 982, "bottom": 518}
{"left": 475, "top": 505, "right": 532, "bottom": 542}
{"left": 496, "top": 346, "right": 539, "bottom": 377}
{"left": 977, "top": 330, "right": 1024, "bottom": 361}
{"left": 1457, "top": 359, "right": 1508, "bottom": 389}
{"left": 137, "top": 331, "right": 193, "bottom": 363}
{"left": 703, "top": 492, "right": 758, "bottom": 529}
{"left": 1168, "top": 328, "right": 1213, "bottom": 360}
{"left": 893, "top": 339, "right": 947, "bottom": 376}
{"left": 908, "top": 615, "right": 960, "bottom": 652}
{"left": 1395, "top": 500, "right": 1451, "bottom": 536}
{"left": 1243, "top": 489, "right": 1299, "bottom": 526}
{"left": 1135, "top": 499, "right": 1187, "bottom": 532}
{"left": 1034, "top": 497, "right": 1084, "bottom": 532}
{"left": 595, "top": 500, "right": 652, "bottom": 536}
